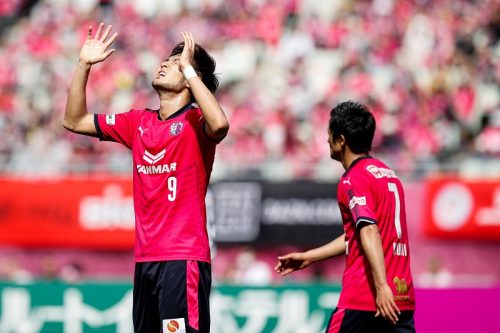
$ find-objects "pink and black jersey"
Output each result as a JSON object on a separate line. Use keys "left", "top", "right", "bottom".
{"left": 95, "top": 105, "right": 219, "bottom": 263}
{"left": 337, "top": 156, "right": 415, "bottom": 311}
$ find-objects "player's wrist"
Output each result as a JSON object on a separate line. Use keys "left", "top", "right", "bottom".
{"left": 78, "top": 60, "right": 93, "bottom": 69}
{"left": 183, "top": 65, "right": 198, "bottom": 80}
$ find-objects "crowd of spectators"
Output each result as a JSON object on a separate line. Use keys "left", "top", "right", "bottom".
{"left": 0, "top": 0, "right": 499, "bottom": 180}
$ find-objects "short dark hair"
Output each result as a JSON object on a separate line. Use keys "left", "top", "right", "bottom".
{"left": 329, "top": 101, "right": 376, "bottom": 154}
{"left": 170, "top": 42, "right": 219, "bottom": 96}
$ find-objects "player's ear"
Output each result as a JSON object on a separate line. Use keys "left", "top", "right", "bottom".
{"left": 338, "top": 134, "right": 346, "bottom": 146}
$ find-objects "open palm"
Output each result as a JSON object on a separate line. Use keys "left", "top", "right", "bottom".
{"left": 80, "top": 23, "right": 118, "bottom": 65}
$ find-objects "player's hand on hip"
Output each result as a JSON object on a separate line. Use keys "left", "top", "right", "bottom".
{"left": 374, "top": 283, "right": 400, "bottom": 325}
{"left": 79, "top": 22, "right": 118, "bottom": 65}
{"left": 274, "top": 252, "right": 311, "bottom": 276}
{"left": 179, "top": 31, "right": 195, "bottom": 71}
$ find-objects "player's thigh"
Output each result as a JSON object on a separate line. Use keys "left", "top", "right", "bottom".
{"left": 396, "top": 311, "right": 416, "bottom": 333}
{"left": 378, "top": 311, "right": 416, "bottom": 333}
{"left": 133, "top": 262, "right": 161, "bottom": 333}
{"left": 325, "top": 308, "right": 376, "bottom": 333}
{"left": 157, "top": 260, "right": 212, "bottom": 333}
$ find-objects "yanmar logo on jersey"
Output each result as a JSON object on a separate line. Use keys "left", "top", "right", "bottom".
{"left": 366, "top": 165, "right": 397, "bottom": 179}
{"left": 137, "top": 149, "right": 176, "bottom": 174}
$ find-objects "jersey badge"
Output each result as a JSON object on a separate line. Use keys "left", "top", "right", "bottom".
{"left": 106, "top": 114, "right": 115, "bottom": 125}
{"left": 349, "top": 196, "right": 366, "bottom": 209}
{"left": 169, "top": 122, "right": 184, "bottom": 136}
{"left": 393, "top": 276, "right": 409, "bottom": 294}
{"left": 163, "top": 318, "right": 186, "bottom": 333}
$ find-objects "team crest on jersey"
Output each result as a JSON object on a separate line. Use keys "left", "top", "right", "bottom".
{"left": 169, "top": 122, "right": 184, "bottom": 136}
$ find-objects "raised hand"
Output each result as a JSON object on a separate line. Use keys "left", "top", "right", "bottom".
{"left": 179, "top": 31, "right": 195, "bottom": 71}
{"left": 79, "top": 23, "right": 118, "bottom": 65}
{"left": 274, "top": 252, "right": 312, "bottom": 276}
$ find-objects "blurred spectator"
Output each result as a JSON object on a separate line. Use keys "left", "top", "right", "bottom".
{"left": 0, "top": 256, "right": 33, "bottom": 283}
{"left": 232, "top": 247, "right": 273, "bottom": 285}
{"left": 417, "top": 256, "right": 454, "bottom": 288}
{"left": 59, "top": 262, "right": 84, "bottom": 283}
{"left": 39, "top": 255, "right": 59, "bottom": 280}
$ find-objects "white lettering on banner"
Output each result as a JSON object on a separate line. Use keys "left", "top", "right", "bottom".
{"left": 366, "top": 165, "right": 397, "bottom": 179}
{"left": 211, "top": 289, "right": 340, "bottom": 333}
{"left": 262, "top": 199, "right": 341, "bottom": 225}
{"left": 476, "top": 187, "right": 500, "bottom": 226}
{"left": 79, "top": 184, "right": 134, "bottom": 230}
{"left": 0, "top": 288, "right": 133, "bottom": 333}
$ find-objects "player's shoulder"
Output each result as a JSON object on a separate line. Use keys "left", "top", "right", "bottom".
{"left": 138, "top": 108, "right": 158, "bottom": 116}
{"left": 187, "top": 105, "right": 203, "bottom": 118}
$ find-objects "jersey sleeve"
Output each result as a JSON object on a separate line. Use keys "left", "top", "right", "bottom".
{"left": 189, "top": 108, "right": 225, "bottom": 146}
{"left": 94, "top": 110, "right": 142, "bottom": 149}
{"left": 342, "top": 173, "right": 377, "bottom": 229}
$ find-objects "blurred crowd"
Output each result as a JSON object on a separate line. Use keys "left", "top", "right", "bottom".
{"left": 0, "top": 0, "right": 499, "bottom": 180}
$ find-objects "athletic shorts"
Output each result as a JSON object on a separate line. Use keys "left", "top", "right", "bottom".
{"left": 325, "top": 308, "right": 416, "bottom": 333}
{"left": 133, "top": 260, "right": 211, "bottom": 333}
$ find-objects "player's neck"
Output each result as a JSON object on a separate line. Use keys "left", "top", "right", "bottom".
{"left": 158, "top": 93, "right": 191, "bottom": 120}
{"left": 342, "top": 151, "right": 369, "bottom": 171}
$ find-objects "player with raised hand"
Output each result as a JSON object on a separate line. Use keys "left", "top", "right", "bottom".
{"left": 64, "top": 23, "right": 229, "bottom": 333}
{"left": 275, "top": 101, "right": 415, "bottom": 333}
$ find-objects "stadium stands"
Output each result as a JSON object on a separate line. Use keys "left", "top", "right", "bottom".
{"left": 0, "top": 0, "right": 498, "bottom": 179}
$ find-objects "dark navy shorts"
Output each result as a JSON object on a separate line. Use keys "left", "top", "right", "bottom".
{"left": 326, "top": 308, "right": 416, "bottom": 333}
{"left": 133, "top": 260, "right": 212, "bottom": 333}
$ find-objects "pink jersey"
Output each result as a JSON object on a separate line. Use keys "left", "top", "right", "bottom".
{"left": 337, "top": 156, "right": 415, "bottom": 311}
{"left": 95, "top": 105, "right": 219, "bottom": 263}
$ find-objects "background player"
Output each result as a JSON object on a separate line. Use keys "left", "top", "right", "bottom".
{"left": 275, "top": 101, "right": 415, "bottom": 333}
{"left": 63, "top": 23, "right": 229, "bottom": 333}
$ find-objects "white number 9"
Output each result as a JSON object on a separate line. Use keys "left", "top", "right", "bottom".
{"left": 168, "top": 176, "right": 177, "bottom": 201}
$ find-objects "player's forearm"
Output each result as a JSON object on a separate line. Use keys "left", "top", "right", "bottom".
{"left": 360, "top": 225, "right": 389, "bottom": 288}
{"left": 63, "top": 62, "right": 92, "bottom": 131}
{"left": 306, "top": 233, "right": 346, "bottom": 263}
{"left": 186, "top": 76, "right": 229, "bottom": 139}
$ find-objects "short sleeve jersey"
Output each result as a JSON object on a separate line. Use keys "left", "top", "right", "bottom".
{"left": 337, "top": 156, "right": 415, "bottom": 311}
{"left": 95, "top": 105, "right": 219, "bottom": 263}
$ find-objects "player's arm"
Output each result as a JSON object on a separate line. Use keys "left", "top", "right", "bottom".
{"left": 63, "top": 23, "right": 118, "bottom": 136}
{"left": 179, "top": 32, "right": 229, "bottom": 141}
{"left": 275, "top": 233, "right": 345, "bottom": 276}
{"left": 359, "top": 224, "right": 400, "bottom": 324}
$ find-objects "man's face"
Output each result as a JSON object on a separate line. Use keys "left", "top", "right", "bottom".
{"left": 328, "top": 128, "right": 342, "bottom": 161}
{"left": 152, "top": 55, "right": 186, "bottom": 92}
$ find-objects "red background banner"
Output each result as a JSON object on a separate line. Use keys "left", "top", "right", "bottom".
{"left": 424, "top": 177, "right": 500, "bottom": 239}
{"left": 0, "top": 177, "right": 135, "bottom": 249}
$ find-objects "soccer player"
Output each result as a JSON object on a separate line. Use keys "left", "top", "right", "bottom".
{"left": 275, "top": 101, "right": 415, "bottom": 333}
{"left": 63, "top": 23, "right": 229, "bottom": 333}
